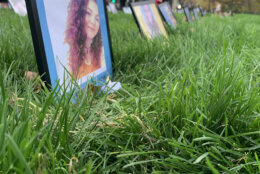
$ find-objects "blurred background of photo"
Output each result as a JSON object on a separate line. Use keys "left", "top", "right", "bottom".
{"left": 180, "top": 0, "right": 260, "bottom": 14}
{"left": 106, "top": 0, "right": 260, "bottom": 14}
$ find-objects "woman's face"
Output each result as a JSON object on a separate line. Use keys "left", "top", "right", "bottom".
{"left": 85, "top": 0, "right": 100, "bottom": 40}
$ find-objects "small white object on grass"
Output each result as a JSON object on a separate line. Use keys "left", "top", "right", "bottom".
{"left": 101, "top": 81, "right": 122, "bottom": 94}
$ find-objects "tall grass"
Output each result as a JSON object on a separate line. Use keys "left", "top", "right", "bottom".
{"left": 0, "top": 9, "right": 260, "bottom": 173}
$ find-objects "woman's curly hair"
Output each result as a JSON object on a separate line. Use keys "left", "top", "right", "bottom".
{"left": 65, "top": 0, "right": 102, "bottom": 76}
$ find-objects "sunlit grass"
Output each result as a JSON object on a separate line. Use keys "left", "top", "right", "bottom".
{"left": 0, "top": 9, "right": 260, "bottom": 173}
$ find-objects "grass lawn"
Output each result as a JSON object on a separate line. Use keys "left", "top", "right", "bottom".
{"left": 0, "top": 9, "right": 260, "bottom": 173}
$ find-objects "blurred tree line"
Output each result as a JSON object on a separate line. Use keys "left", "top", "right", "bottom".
{"left": 181, "top": 0, "right": 260, "bottom": 14}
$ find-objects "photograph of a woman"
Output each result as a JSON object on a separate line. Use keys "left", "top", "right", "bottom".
{"left": 64, "top": 0, "right": 105, "bottom": 79}
{"left": 25, "top": 0, "right": 112, "bottom": 89}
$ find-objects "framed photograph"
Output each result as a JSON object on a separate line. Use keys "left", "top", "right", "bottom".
{"left": 0, "top": 2, "right": 10, "bottom": 8}
{"left": 25, "top": 0, "right": 113, "bottom": 90}
{"left": 177, "top": 9, "right": 183, "bottom": 14}
{"left": 9, "top": 0, "right": 27, "bottom": 16}
{"left": 122, "top": 6, "right": 132, "bottom": 14}
{"left": 193, "top": 8, "right": 199, "bottom": 20}
{"left": 199, "top": 6, "right": 206, "bottom": 16}
{"left": 108, "top": 2, "right": 118, "bottom": 14}
{"left": 131, "top": 0, "right": 168, "bottom": 39}
{"left": 158, "top": 2, "right": 177, "bottom": 29}
{"left": 106, "top": 5, "right": 111, "bottom": 12}
{"left": 183, "top": 7, "right": 192, "bottom": 23}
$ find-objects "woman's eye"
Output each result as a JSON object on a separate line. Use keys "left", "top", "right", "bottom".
{"left": 95, "top": 17, "right": 99, "bottom": 22}
{"left": 86, "top": 11, "right": 91, "bottom": 15}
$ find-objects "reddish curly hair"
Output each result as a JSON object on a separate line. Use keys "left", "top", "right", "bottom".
{"left": 65, "top": 0, "right": 102, "bottom": 78}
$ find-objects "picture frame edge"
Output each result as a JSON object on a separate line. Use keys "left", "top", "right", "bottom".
{"left": 103, "top": 0, "right": 114, "bottom": 79}
{"left": 25, "top": 0, "right": 52, "bottom": 88}
{"left": 158, "top": 1, "right": 177, "bottom": 28}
